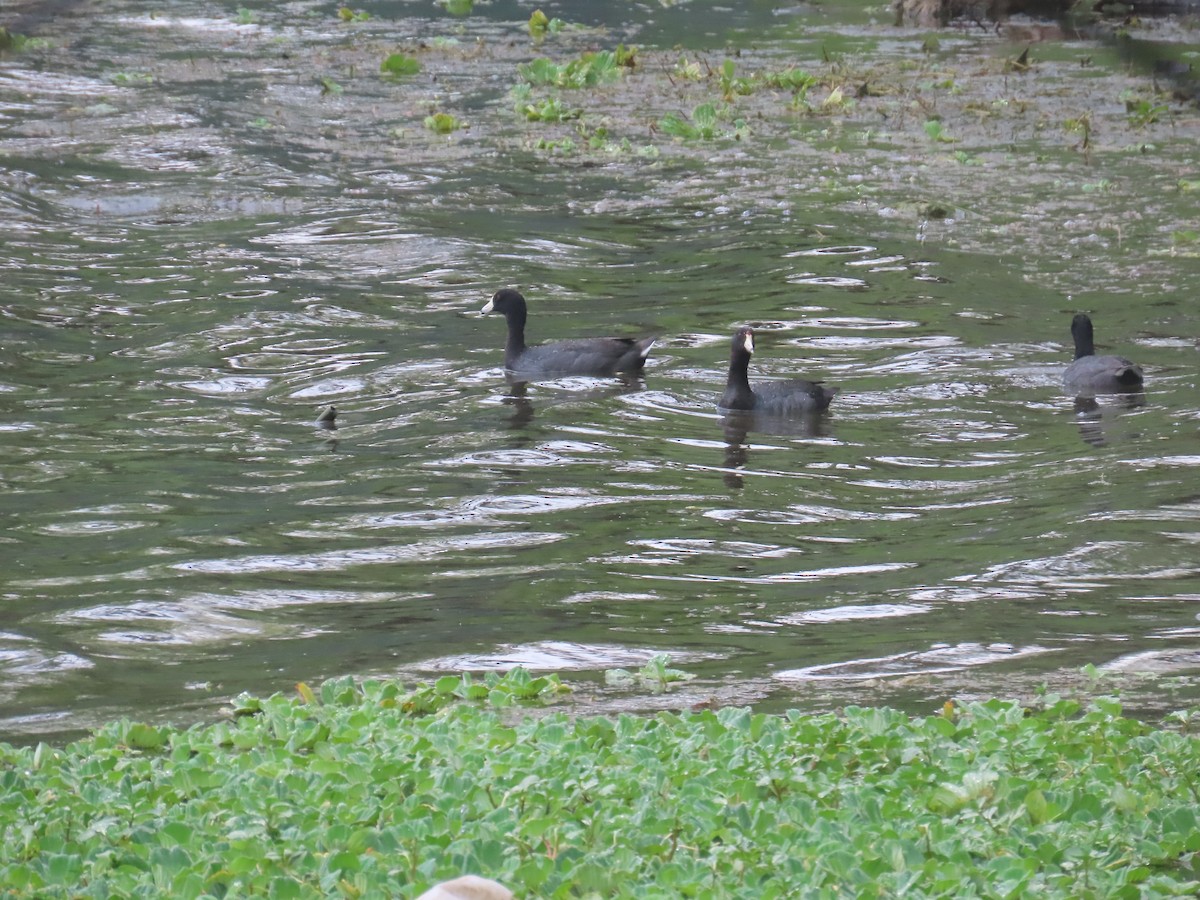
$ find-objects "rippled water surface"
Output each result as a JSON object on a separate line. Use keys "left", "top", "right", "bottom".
{"left": 2, "top": 0, "right": 1199, "bottom": 740}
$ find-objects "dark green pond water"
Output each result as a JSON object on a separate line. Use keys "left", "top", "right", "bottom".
{"left": 2, "top": 0, "right": 1198, "bottom": 742}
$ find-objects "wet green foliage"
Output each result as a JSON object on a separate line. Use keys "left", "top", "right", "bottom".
{"left": 924, "top": 119, "right": 957, "bottom": 143}
{"left": 680, "top": 59, "right": 820, "bottom": 105}
{"left": 439, "top": 0, "right": 474, "bottom": 18}
{"left": 605, "top": 654, "right": 696, "bottom": 693}
{"left": 519, "top": 51, "right": 622, "bottom": 89}
{"left": 380, "top": 53, "right": 421, "bottom": 78}
{"left": 424, "top": 112, "right": 462, "bottom": 134}
{"left": 1123, "top": 92, "right": 1170, "bottom": 128}
{"left": 512, "top": 88, "right": 581, "bottom": 123}
{"left": 2, "top": 671, "right": 1199, "bottom": 898}
{"left": 528, "top": 9, "right": 566, "bottom": 41}
{"left": 0, "top": 27, "right": 25, "bottom": 53}
{"left": 109, "top": 71, "right": 154, "bottom": 87}
{"left": 719, "top": 60, "right": 816, "bottom": 101}
{"left": 660, "top": 103, "right": 748, "bottom": 141}
{"left": 337, "top": 7, "right": 371, "bottom": 23}
{"left": 760, "top": 67, "right": 819, "bottom": 95}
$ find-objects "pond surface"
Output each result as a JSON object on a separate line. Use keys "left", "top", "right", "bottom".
{"left": 2, "top": 0, "right": 1199, "bottom": 742}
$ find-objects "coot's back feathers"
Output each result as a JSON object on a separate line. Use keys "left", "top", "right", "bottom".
{"left": 1063, "top": 313, "right": 1144, "bottom": 394}
{"left": 719, "top": 326, "right": 837, "bottom": 415}
{"left": 481, "top": 289, "right": 654, "bottom": 378}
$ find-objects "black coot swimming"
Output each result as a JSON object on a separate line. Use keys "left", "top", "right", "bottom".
{"left": 481, "top": 289, "right": 655, "bottom": 378}
{"left": 719, "top": 326, "right": 837, "bottom": 415}
{"left": 1063, "top": 314, "right": 1144, "bottom": 394}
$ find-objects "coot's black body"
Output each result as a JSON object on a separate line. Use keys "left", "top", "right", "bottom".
{"left": 1063, "top": 314, "right": 1144, "bottom": 395}
{"left": 719, "top": 326, "right": 837, "bottom": 415}
{"left": 481, "top": 289, "right": 655, "bottom": 378}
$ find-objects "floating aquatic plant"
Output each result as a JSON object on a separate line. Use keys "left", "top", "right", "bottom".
{"left": 589, "top": 133, "right": 659, "bottom": 159}
{"left": 519, "top": 51, "right": 620, "bottom": 89}
{"left": 337, "top": 6, "right": 370, "bottom": 21}
{"left": 718, "top": 60, "right": 755, "bottom": 100}
{"left": 819, "top": 85, "right": 852, "bottom": 112}
{"left": 672, "top": 55, "right": 704, "bottom": 81}
{"left": 522, "top": 96, "right": 580, "bottom": 123}
{"left": 109, "top": 71, "right": 154, "bottom": 87}
{"left": 380, "top": 52, "right": 421, "bottom": 78}
{"left": 438, "top": 0, "right": 474, "bottom": 17}
{"left": 510, "top": 83, "right": 581, "bottom": 122}
{"left": 605, "top": 654, "right": 695, "bottom": 693}
{"left": 660, "top": 102, "right": 718, "bottom": 139}
{"left": 1123, "top": 93, "right": 1169, "bottom": 128}
{"left": 924, "top": 118, "right": 956, "bottom": 143}
{"left": 424, "top": 111, "right": 462, "bottom": 133}
{"left": 0, "top": 27, "right": 29, "bottom": 53}
{"left": 528, "top": 9, "right": 566, "bottom": 40}
{"left": 2, "top": 671, "right": 1200, "bottom": 898}
{"left": 762, "top": 67, "right": 818, "bottom": 95}
{"left": 534, "top": 135, "right": 577, "bottom": 154}
{"left": 659, "top": 102, "right": 748, "bottom": 141}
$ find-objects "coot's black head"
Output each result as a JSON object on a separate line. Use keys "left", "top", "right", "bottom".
{"left": 732, "top": 326, "right": 754, "bottom": 358}
{"left": 1070, "top": 313, "right": 1095, "bottom": 359}
{"left": 482, "top": 289, "right": 527, "bottom": 319}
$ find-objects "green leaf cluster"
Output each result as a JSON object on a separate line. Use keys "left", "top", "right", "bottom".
{"left": 0, "top": 27, "right": 28, "bottom": 53}
{"left": 528, "top": 9, "right": 566, "bottom": 40}
{"left": 2, "top": 676, "right": 1199, "bottom": 898}
{"left": 660, "top": 103, "right": 748, "bottom": 141}
{"left": 439, "top": 0, "right": 474, "bottom": 18}
{"left": 522, "top": 97, "right": 581, "bottom": 123}
{"left": 924, "top": 118, "right": 956, "bottom": 143}
{"left": 605, "top": 653, "right": 696, "bottom": 693}
{"left": 510, "top": 85, "right": 580, "bottom": 123}
{"left": 380, "top": 52, "right": 421, "bottom": 78}
{"left": 1124, "top": 94, "right": 1170, "bottom": 128}
{"left": 424, "top": 112, "right": 461, "bottom": 134}
{"left": 519, "top": 51, "right": 621, "bottom": 89}
{"left": 713, "top": 60, "right": 818, "bottom": 103}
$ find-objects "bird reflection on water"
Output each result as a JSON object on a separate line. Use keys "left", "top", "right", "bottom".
{"left": 719, "top": 411, "right": 834, "bottom": 490}
{"left": 1072, "top": 391, "right": 1146, "bottom": 448}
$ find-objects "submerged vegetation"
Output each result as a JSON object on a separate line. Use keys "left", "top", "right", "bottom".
{"left": 2, "top": 669, "right": 1200, "bottom": 898}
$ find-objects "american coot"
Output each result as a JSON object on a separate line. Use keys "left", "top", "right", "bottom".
{"left": 481, "top": 289, "right": 655, "bottom": 378}
{"left": 1063, "top": 313, "right": 1144, "bottom": 394}
{"left": 719, "top": 326, "right": 837, "bottom": 414}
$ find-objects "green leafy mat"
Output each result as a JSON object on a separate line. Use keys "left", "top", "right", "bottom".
{"left": 3, "top": 671, "right": 1199, "bottom": 897}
